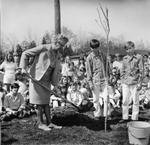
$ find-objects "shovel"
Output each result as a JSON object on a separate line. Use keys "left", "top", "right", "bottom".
{"left": 24, "top": 73, "right": 81, "bottom": 112}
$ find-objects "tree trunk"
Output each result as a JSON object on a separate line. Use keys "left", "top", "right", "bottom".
{"left": 54, "top": 0, "right": 61, "bottom": 34}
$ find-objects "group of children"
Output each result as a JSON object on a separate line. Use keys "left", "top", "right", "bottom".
{"left": 0, "top": 71, "right": 36, "bottom": 121}
{"left": 51, "top": 75, "right": 93, "bottom": 113}
{"left": 50, "top": 56, "right": 93, "bottom": 111}
{"left": 49, "top": 54, "right": 150, "bottom": 118}
{"left": 51, "top": 57, "right": 123, "bottom": 115}
{"left": 1, "top": 54, "right": 150, "bottom": 122}
{"left": 109, "top": 67, "right": 150, "bottom": 111}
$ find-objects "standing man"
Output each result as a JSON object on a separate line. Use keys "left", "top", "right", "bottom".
{"left": 86, "top": 39, "right": 108, "bottom": 119}
{"left": 19, "top": 34, "right": 68, "bottom": 131}
{"left": 120, "top": 41, "right": 142, "bottom": 122}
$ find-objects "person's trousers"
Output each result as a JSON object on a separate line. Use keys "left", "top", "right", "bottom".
{"left": 122, "top": 84, "right": 139, "bottom": 120}
{"left": 92, "top": 85, "right": 110, "bottom": 117}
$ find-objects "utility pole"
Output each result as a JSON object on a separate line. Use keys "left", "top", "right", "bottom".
{"left": 0, "top": 0, "right": 1, "bottom": 51}
{"left": 54, "top": 0, "right": 61, "bottom": 35}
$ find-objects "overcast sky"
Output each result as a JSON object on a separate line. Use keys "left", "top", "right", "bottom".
{"left": 1, "top": 0, "right": 150, "bottom": 44}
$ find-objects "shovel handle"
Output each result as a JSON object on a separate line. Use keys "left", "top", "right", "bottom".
{"left": 25, "top": 73, "right": 81, "bottom": 111}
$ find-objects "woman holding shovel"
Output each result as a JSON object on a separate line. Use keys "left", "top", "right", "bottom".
{"left": 19, "top": 34, "right": 68, "bottom": 131}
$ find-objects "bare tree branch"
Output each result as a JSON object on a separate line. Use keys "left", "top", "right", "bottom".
{"left": 99, "top": 3, "right": 108, "bottom": 20}
{"left": 97, "top": 7, "right": 107, "bottom": 33}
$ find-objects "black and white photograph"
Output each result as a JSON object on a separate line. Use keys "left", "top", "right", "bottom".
{"left": 1, "top": 0, "right": 150, "bottom": 145}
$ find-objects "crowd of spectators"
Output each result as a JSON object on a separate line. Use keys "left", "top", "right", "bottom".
{"left": 0, "top": 38, "right": 150, "bottom": 123}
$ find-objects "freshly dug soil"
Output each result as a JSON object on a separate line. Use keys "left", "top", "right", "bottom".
{"left": 1, "top": 110, "right": 132, "bottom": 145}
